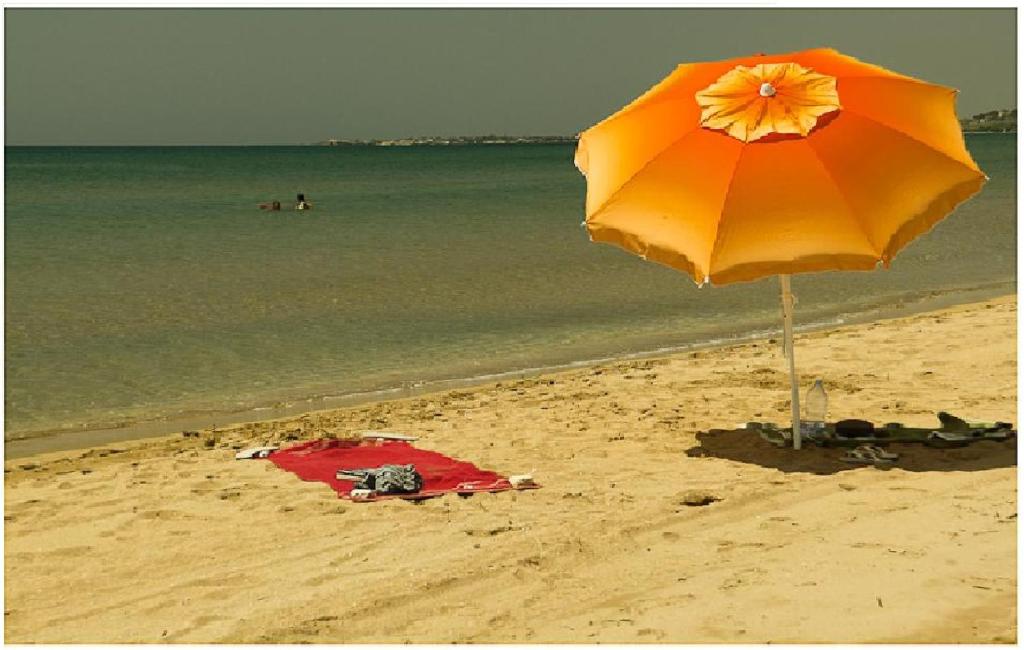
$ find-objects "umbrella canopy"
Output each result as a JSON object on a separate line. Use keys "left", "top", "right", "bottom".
{"left": 574, "top": 48, "right": 985, "bottom": 448}
{"left": 575, "top": 48, "right": 985, "bottom": 287}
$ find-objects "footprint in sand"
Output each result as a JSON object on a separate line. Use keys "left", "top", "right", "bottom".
{"left": 637, "top": 628, "right": 666, "bottom": 640}
{"left": 138, "top": 597, "right": 179, "bottom": 616}
{"left": 165, "top": 614, "right": 232, "bottom": 642}
{"left": 721, "top": 567, "right": 767, "bottom": 590}
{"left": 136, "top": 509, "right": 191, "bottom": 521}
{"left": 302, "top": 572, "right": 343, "bottom": 587}
{"left": 84, "top": 497, "right": 128, "bottom": 510}
{"left": 190, "top": 477, "right": 226, "bottom": 494}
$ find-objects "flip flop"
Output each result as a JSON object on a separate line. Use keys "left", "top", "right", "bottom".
{"left": 234, "top": 446, "right": 278, "bottom": 460}
{"left": 840, "top": 445, "right": 897, "bottom": 468}
{"left": 860, "top": 445, "right": 899, "bottom": 461}
{"left": 360, "top": 431, "right": 419, "bottom": 441}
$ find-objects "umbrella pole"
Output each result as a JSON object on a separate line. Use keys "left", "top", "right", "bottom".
{"left": 779, "top": 275, "right": 801, "bottom": 450}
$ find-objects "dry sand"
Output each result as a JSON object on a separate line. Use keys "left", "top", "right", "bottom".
{"left": 4, "top": 295, "right": 1017, "bottom": 643}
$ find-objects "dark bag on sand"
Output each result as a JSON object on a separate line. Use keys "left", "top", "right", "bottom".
{"left": 835, "top": 419, "right": 875, "bottom": 438}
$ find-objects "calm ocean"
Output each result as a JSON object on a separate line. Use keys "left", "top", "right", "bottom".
{"left": 4, "top": 136, "right": 1016, "bottom": 442}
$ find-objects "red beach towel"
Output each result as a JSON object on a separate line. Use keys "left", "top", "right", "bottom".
{"left": 268, "top": 439, "right": 535, "bottom": 501}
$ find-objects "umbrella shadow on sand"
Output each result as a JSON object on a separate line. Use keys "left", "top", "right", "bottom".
{"left": 684, "top": 428, "right": 1017, "bottom": 474}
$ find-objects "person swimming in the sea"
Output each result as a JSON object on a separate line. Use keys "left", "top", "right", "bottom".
{"left": 295, "top": 193, "right": 313, "bottom": 211}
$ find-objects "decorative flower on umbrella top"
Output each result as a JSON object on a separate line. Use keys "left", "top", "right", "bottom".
{"left": 696, "top": 62, "right": 841, "bottom": 142}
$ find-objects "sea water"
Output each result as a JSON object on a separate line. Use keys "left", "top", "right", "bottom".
{"left": 4, "top": 135, "right": 1016, "bottom": 441}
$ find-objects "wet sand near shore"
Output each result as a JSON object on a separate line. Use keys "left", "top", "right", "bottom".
{"left": 6, "top": 281, "right": 1014, "bottom": 461}
{"left": 4, "top": 295, "right": 1016, "bottom": 643}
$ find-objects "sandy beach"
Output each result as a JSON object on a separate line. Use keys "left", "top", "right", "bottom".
{"left": 4, "top": 295, "right": 1016, "bottom": 643}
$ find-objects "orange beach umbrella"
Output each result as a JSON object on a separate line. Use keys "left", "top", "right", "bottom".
{"left": 574, "top": 48, "right": 986, "bottom": 448}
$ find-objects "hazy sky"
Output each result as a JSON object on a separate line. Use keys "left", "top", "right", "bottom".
{"left": 5, "top": 8, "right": 1017, "bottom": 145}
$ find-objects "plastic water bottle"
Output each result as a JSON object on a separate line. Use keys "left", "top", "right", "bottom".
{"left": 802, "top": 379, "right": 828, "bottom": 435}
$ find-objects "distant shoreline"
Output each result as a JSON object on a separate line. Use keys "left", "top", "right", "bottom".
{"left": 314, "top": 129, "right": 1016, "bottom": 147}
{"left": 5, "top": 130, "right": 1013, "bottom": 149}
{"left": 315, "top": 135, "right": 579, "bottom": 147}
